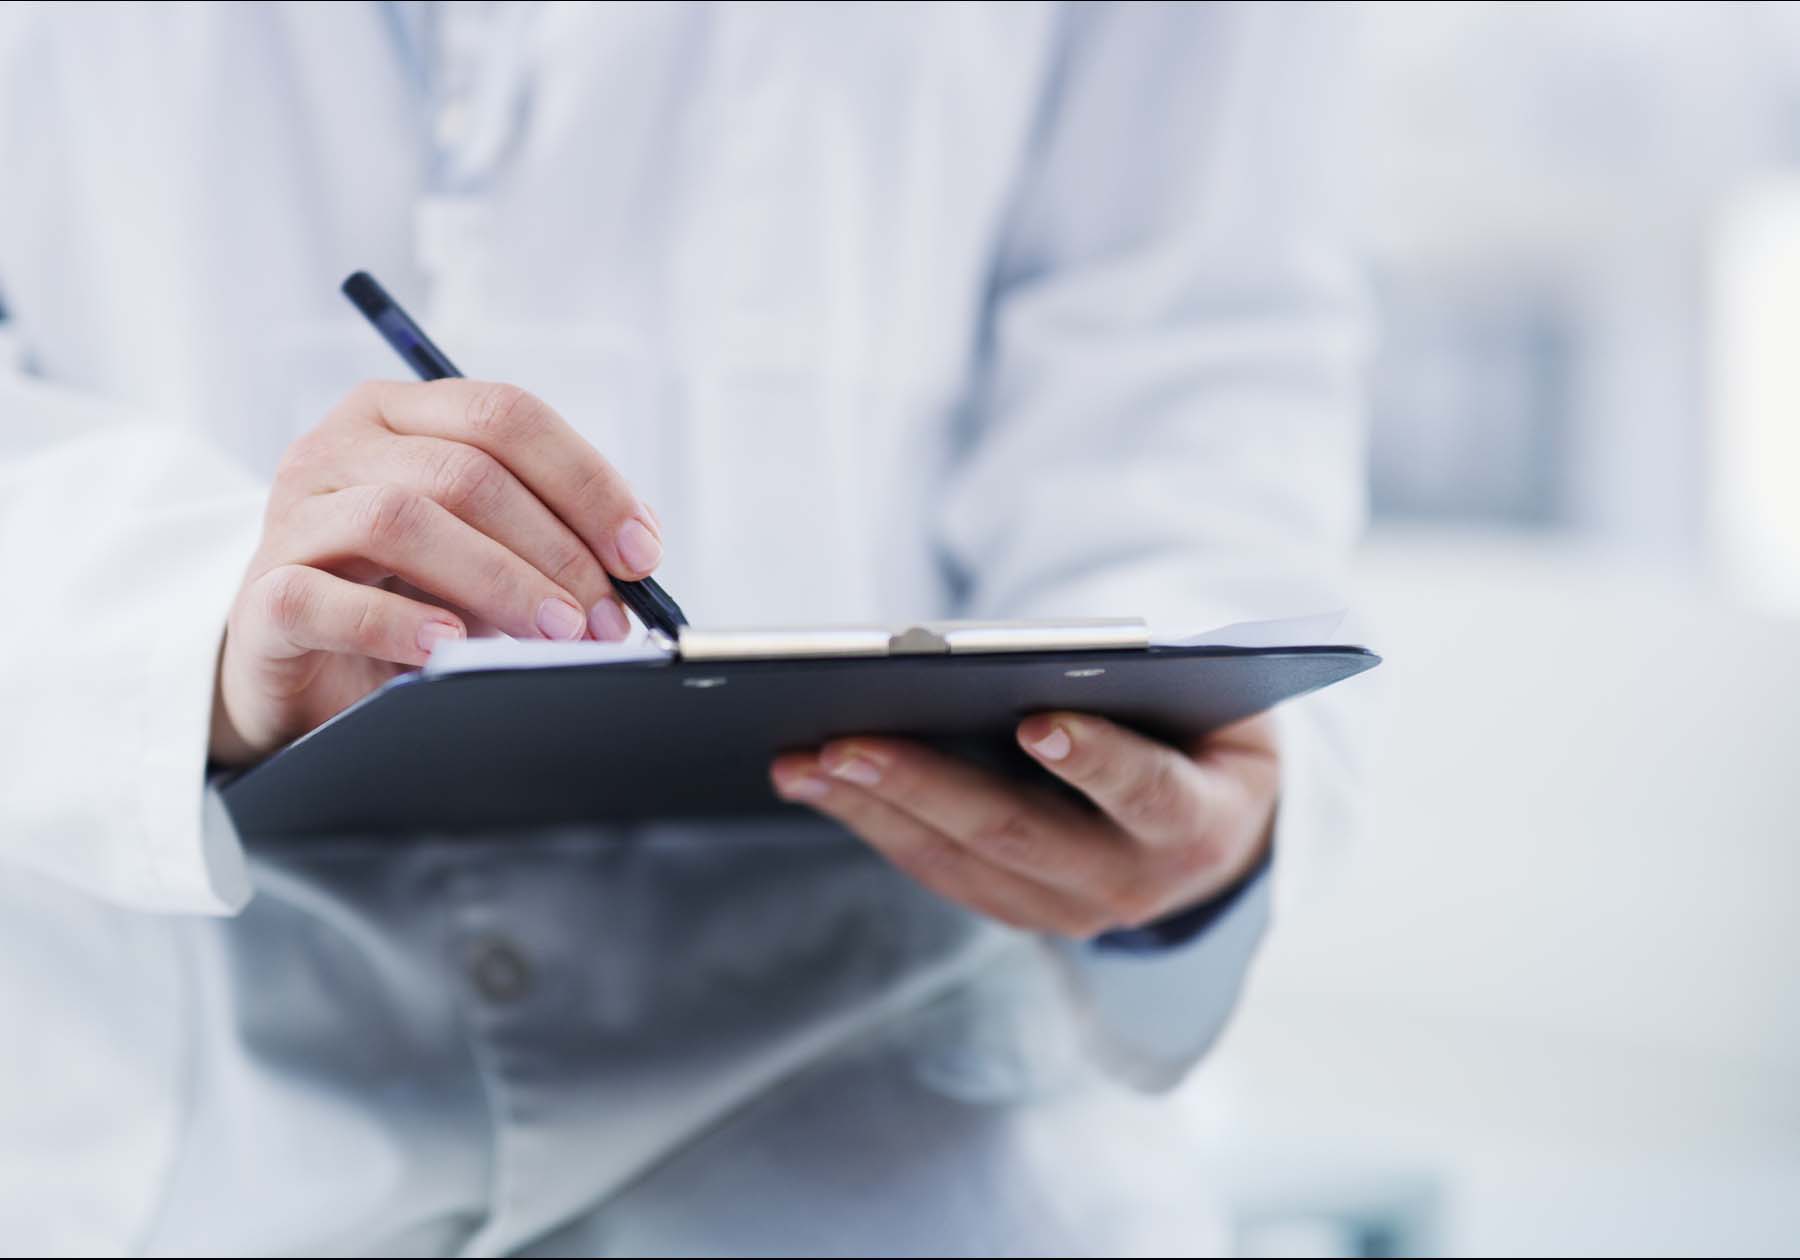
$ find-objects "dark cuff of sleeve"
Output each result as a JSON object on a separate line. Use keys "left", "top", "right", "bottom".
{"left": 1091, "top": 845, "right": 1275, "bottom": 956}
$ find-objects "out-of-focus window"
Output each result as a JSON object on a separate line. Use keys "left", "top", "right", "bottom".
{"left": 1349, "top": 1, "right": 1800, "bottom": 591}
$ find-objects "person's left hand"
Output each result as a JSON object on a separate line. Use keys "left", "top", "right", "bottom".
{"left": 770, "top": 712, "right": 1279, "bottom": 939}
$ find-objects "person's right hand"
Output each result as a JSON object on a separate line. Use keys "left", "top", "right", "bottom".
{"left": 209, "top": 379, "right": 664, "bottom": 765}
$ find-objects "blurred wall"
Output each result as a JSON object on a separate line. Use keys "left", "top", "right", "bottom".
{"left": 1350, "top": 1, "right": 1800, "bottom": 576}
{"left": 1192, "top": 531, "right": 1800, "bottom": 1257}
{"left": 1189, "top": 6, "right": 1800, "bottom": 1254}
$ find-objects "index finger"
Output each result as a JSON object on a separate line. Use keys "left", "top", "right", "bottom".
{"left": 363, "top": 379, "right": 665, "bottom": 582}
{"left": 815, "top": 737, "right": 1126, "bottom": 894}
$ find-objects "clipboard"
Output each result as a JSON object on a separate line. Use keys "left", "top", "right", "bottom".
{"left": 220, "top": 618, "right": 1379, "bottom": 839}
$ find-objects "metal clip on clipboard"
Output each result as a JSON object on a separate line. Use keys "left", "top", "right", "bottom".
{"left": 672, "top": 618, "right": 1151, "bottom": 661}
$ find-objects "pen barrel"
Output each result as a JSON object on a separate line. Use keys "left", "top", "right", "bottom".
{"left": 341, "top": 271, "right": 464, "bottom": 380}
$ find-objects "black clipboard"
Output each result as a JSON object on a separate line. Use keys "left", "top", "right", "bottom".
{"left": 220, "top": 634, "right": 1379, "bottom": 839}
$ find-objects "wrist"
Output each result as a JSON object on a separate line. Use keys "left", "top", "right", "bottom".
{"left": 1093, "top": 816, "right": 1276, "bottom": 954}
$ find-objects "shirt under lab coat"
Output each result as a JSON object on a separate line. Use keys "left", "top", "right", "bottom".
{"left": 0, "top": 3, "right": 1367, "bottom": 1255}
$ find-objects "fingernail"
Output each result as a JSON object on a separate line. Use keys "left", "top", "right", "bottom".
{"left": 590, "top": 599, "right": 631, "bottom": 641}
{"left": 1030, "top": 726, "right": 1072, "bottom": 761}
{"left": 536, "top": 597, "right": 587, "bottom": 641}
{"left": 777, "top": 774, "right": 831, "bottom": 801}
{"left": 616, "top": 517, "right": 662, "bottom": 574}
{"left": 827, "top": 754, "right": 883, "bottom": 787}
{"left": 417, "top": 620, "right": 463, "bottom": 655}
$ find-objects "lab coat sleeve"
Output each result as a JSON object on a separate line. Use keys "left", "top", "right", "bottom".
{"left": 0, "top": 363, "right": 266, "bottom": 915}
{"left": 938, "top": 2, "right": 1369, "bottom": 1091}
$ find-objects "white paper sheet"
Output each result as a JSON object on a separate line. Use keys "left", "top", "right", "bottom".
{"left": 423, "top": 635, "right": 673, "bottom": 676}
{"left": 1150, "top": 611, "right": 1347, "bottom": 649}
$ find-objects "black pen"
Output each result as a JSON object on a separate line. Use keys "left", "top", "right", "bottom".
{"left": 341, "top": 271, "right": 688, "bottom": 640}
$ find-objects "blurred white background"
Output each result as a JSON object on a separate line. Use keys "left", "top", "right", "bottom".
{"left": 1181, "top": 4, "right": 1800, "bottom": 1255}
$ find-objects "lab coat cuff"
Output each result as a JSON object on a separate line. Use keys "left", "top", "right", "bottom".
{"left": 1042, "top": 858, "right": 1272, "bottom": 1093}
{"left": 130, "top": 494, "right": 263, "bottom": 916}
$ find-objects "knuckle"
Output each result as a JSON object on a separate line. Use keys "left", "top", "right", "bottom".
{"left": 1124, "top": 756, "right": 1189, "bottom": 833}
{"left": 899, "top": 833, "right": 961, "bottom": 887}
{"left": 432, "top": 445, "right": 508, "bottom": 517}
{"left": 275, "top": 429, "right": 329, "bottom": 484}
{"left": 969, "top": 809, "right": 1042, "bottom": 869}
{"left": 466, "top": 382, "right": 544, "bottom": 445}
{"left": 345, "top": 593, "right": 381, "bottom": 649}
{"left": 258, "top": 565, "right": 317, "bottom": 633}
{"left": 475, "top": 549, "right": 524, "bottom": 605}
{"left": 545, "top": 541, "right": 600, "bottom": 594}
{"left": 569, "top": 459, "right": 629, "bottom": 516}
{"left": 354, "top": 483, "right": 428, "bottom": 549}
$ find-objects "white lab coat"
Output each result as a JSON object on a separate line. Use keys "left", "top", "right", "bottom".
{"left": 0, "top": 3, "right": 1365, "bottom": 1255}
